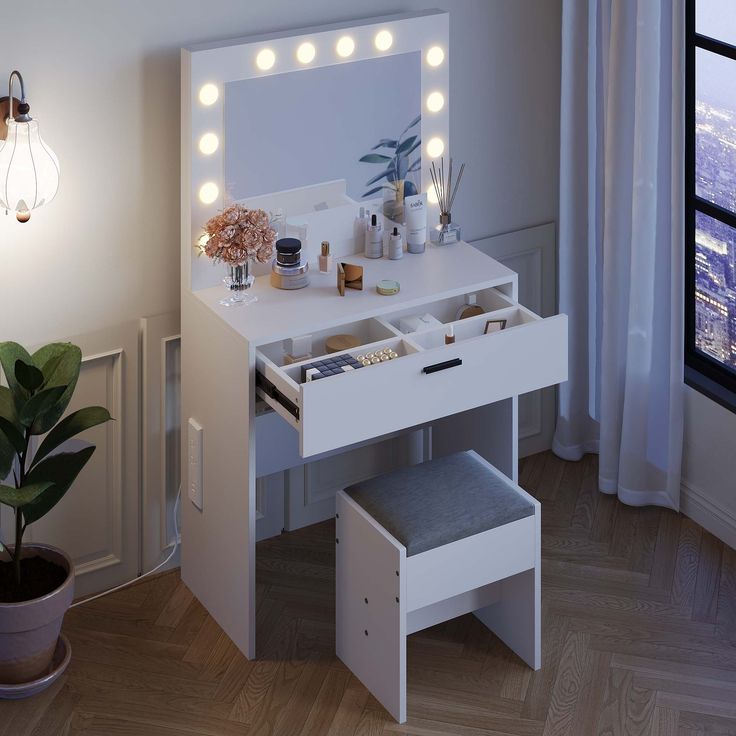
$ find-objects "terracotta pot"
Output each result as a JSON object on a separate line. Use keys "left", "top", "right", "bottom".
{"left": 0, "top": 545, "right": 74, "bottom": 685}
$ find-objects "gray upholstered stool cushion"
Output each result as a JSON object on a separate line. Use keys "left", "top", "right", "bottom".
{"left": 344, "top": 451, "right": 535, "bottom": 557}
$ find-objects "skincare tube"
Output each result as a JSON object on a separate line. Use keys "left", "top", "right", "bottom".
{"left": 405, "top": 193, "right": 428, "bottom": 254}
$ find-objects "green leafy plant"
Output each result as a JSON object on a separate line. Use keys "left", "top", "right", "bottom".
{"left": 360, "top": 114, "right": 422, "bottom": 200}
{"left": 0, "top": 342, "right": 112, "bottom": 588}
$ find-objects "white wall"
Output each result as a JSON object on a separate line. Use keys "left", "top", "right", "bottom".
{"left": 0, "top": 0, "right": 561, "bottom": 345}
{"left": 682, "top": 388, "right": 736, "bottom": 549}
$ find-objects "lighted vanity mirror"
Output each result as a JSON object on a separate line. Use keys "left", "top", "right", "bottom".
{"left": 184, "top": 10, "right": 449, "bottom": 291}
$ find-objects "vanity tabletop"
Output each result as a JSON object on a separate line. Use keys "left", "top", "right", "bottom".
{"left": 192, "top": 241, "right": 517, "bottom": 346}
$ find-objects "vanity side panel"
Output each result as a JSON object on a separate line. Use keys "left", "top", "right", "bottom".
{"left": 181, "top": 292, "right": 255, "bottom": 658}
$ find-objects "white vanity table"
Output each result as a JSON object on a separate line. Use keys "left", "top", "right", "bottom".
{"left": 180, "top": 12, "right": 568, "bottom": 660}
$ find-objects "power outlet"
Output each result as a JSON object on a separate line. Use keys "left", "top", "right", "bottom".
{"left": 188, "top": 418, "right": 203, "bottom": 511}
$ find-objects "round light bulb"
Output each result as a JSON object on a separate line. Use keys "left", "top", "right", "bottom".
{"left": 198, "top": 133, "right": 219, "bottom": 155}
{"left": 198, "top": 84, "right": 219, "bottom": 106}
{"left": 297, "top": 42, "right": 316, "bottom": 64}
{"left": 426, "top": 46, "right": 445, "bottom": 67}
{"left": 256, "top": 48, "right": 276, "bottom": 71}
{"left": 199, "top": 182, "right": 219, "bottom": 204}
{"left": 198, "top": 233, "right": 210, "bottom": 247}
{"left": 374, "top": 30, "right": 393, "bottom": 51}
{"left": 427, "top": 187, "right": 439, "bottom": 205}
{"left": 426, "top": 137, "right": 445, "bottom": 158}
{"left": 426, "top": 91, "right": 445, "bottom": 113}
{"left": 336, "top": 35, "right": 355, "bottom": 58}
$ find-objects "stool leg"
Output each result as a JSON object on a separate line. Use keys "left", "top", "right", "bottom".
{"left": 336, "top": 492, "right": 407, "bottom": 723}
{"left": 474, "top": 566, "right": 540, "bottom": 669}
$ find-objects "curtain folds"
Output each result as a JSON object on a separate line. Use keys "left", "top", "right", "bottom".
{"left": 554, "top": 0, "right": 685, "bottom": 509}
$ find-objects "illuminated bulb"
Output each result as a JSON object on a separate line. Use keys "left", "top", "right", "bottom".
{"left": 336, "top": 35, "right": 355, "bottom": 58}
{"left": 427, "top": 187, "right": 438, "bottom": 205}
{"left": 426, "top": 137, "right": 444, "bottom": 158}
{"left": 198, "top": 233, "right": 210, "bottom": 247}
{"left": 198, "top": 84, "right": 219, "bottom": 106}
{"left": 199, "top": 182, "right": 219, "bottom": 204}
{"left": 426, "top": 46, "right": 445, "bottom": 67}
{"left": 426, "top": 91, "right": 445, "bottom": 112}
{"left": 374, "top": 30, "right": 393, "bottom": 51}
{"left": 198, "top": 133, "right": 219, "bottom": 155}
{"left": 297, "top": 42, "right": 316, "bottom": 64}
{"left": 256, "top": 48, "right": 276, "bottom": 71}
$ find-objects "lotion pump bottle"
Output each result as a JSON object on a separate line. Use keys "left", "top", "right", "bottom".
{"left": 365, "top": 213, "right": 383, "bottom": 259}
{"left": 388, "top": 227, "right": 403, "bottom": 260}
{"left": 319, "top": 241, "right": 332, "bottom": 273}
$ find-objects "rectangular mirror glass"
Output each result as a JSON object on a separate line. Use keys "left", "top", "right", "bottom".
{"left": 224, "top": 52, "right": 421, "bottom": 239}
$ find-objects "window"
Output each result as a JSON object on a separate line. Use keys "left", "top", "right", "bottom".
{"left": 686, "top": 0, "right": 736, "bottom": 410}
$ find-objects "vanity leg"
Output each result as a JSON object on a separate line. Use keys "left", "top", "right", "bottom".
{"left": 430, "top": 397, "right": 518, "bottom": 482}
{"left": 181, "top": 293, "right": 257, "bottom": 659}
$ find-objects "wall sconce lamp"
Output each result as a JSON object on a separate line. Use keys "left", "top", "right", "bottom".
{"left": 0, "top": 71, "right": 60, "bottom": 222}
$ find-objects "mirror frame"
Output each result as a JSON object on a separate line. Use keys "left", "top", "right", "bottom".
{"left": 181, "top": 10, "right": 449, "bottom": 292}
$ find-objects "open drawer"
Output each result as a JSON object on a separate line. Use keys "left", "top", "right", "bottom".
{"left": 256, "top": 287, "right": 567, "bottom": 457}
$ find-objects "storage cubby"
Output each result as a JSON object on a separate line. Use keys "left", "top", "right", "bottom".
{"left": 383, "top": 287, "right": 514, "bottom": 332}
{"left": 257, "top": 318, "right": 401, "bottom": 367}
{"left": 411, "top": 306, "right": 536, "bottom": 350}
{"left": 279, "top": 336, "right": 422, "bottom": 385}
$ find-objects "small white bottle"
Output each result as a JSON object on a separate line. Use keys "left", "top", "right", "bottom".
{"left": 365, "top": 213, "right": 383, "bottom": 259}
{"left": 388, "top": 226, "right": 403, "bottom": 260}
{"left": 353, "top": 206, "right": 367, "bottom": 251}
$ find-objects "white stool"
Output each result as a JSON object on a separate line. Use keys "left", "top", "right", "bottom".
{"left": 335, "top": 450, "right": 540, "bottom": 723}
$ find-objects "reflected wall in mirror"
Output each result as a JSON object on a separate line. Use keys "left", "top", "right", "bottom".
{"left": 225, "top": 52, "right": 420, "bottom": 214}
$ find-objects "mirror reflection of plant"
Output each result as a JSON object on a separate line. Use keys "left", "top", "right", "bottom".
{"left": 0, "top": 342, "right": 112, "bottom": 588}
{"left": 360, "top": 114, "right": 421, "bottom": 200}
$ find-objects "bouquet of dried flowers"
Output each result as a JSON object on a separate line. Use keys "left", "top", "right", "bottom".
{"left": 200, "top": 204, "right": 277, "bottom": 265}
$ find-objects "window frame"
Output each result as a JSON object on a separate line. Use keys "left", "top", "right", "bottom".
{"left": 685, "top": 0, "right": 736, "bottom": 411}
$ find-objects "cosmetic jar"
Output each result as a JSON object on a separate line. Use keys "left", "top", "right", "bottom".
{"left": 271, "top": 237, "right": 310, "bottom": 290}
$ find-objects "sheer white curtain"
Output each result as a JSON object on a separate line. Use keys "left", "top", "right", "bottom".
{"left": 554, "top": 0, "right": 685, "bottom": 509}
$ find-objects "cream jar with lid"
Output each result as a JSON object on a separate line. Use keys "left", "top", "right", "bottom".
{"left": 271, "top": 238, "right": 310, "bottom": 290}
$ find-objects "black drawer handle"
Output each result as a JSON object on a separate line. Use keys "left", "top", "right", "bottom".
{"left": 422, "top": 358, "right": 463, "bottom": 375}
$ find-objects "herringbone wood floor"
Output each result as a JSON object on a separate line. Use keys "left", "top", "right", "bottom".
{"left": 2, "top": 451, "right": 736, "bottom": 735}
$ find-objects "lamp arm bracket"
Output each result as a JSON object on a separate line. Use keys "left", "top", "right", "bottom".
{"left": 0, "top": 96, "right": 21, "bottom": 141}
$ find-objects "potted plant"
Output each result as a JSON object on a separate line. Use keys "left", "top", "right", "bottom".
{"left": 0, "top": 341, "right": 111, "bottom": 695}
{"left": 360, "top": 114, "right": 421, "bottom": 221}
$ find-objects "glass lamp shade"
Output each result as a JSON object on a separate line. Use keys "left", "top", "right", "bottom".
{"left": 0, "top": 118, "right": 60, "bottom": 220}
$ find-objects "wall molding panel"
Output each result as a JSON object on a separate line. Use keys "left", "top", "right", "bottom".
{"left": 142, "top": 313, "right": 182, "bottom": 572}
{"left": 0, "top": 322, "right": 142, "bottom": 598}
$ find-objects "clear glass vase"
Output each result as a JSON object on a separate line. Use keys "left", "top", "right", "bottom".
{"left": 220, "top": 261, "right": 256, "bottom": 307}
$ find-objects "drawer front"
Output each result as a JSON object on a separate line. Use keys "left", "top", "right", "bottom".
{"left": 299, "top": 313, "right": 567, "bottom": 456}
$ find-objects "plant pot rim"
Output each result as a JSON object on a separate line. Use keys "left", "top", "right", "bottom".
{"left": 0, "top": 544, "right": 74, "bottom": 608}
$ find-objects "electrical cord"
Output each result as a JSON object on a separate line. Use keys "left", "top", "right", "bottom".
{"left": 70, "top": 487, "right": 181, "bottom": 609}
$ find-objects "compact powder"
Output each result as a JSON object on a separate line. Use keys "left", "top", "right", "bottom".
{"left": 376, "top": 279, "right": 400, "bottom": 296}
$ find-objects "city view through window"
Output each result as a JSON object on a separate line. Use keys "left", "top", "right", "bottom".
{"left": 693, "top": 0, "right": 736, "bottom": 370}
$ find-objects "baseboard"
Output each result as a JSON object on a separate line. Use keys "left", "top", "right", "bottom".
{"left": 681, "top": 479, "right": 736, "bottom": 550}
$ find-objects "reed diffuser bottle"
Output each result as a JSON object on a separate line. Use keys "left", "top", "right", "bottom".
{"left": 430, "top": 157, "right": 465, "bottom": 245}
